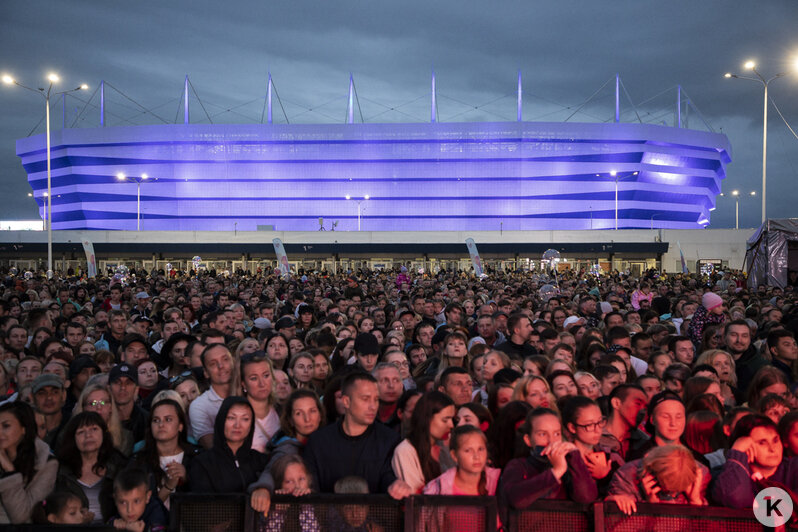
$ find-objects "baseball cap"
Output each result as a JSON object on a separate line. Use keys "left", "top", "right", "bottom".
{"left": 69, "top": 355, "right": 100, "bottom": 379}
{"left": 274, "top": 316, "right": 296, "bottom": 331}
{"left": 253, "top": 317, "right": 272, "bottom": 330}
{"left": 122, "top": 333, "right": 149, "bottom": 352}
{"left": 32, "top": 374, "right": 65, "bottom": 395}
{"left": 135, "top": 291, "right": 150, "bottom": 300}
{"left": 563, "top": 316, "right": 583, "bottom": 329}
{"left": 108, "top": 364, "right": 138, "bottom": 385}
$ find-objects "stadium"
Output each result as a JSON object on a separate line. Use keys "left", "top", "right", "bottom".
{"left": 4, "top": 76, "right": 743, "bottom": 277}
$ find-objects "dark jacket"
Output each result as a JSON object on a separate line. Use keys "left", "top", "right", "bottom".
{"left": 189, "top": 396, "right": 269, "bottom": 493}
{"left": 107, "top": 495, "right": 168, "bottom": 531}
{"left": 304, "top": 419, "right": 400, "bottom": 494}
{"left": 734, "top": 345, "right": 770, "bottom": 402}
{"left": 495, "top": 339, "right": 537, "bottom": 361}
{"left": 128, "top": 443, "right": 202, "bottom": 496}
{"left": 711, "top": 449, "right": 798, "bottom": 508}
{"left": 497, "top": 450, "right": 598, "bottom": 524}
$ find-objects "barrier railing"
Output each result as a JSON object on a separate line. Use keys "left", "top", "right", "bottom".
{"left": 168, "top": 493, "right": 786, "bottom": 532}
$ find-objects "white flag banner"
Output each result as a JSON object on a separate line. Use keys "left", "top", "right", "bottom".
{"left": 465, "top": 238, "right": 485, "bottom": 277}
{"left": 81, "top": 238, "right": 97, "bottom": 278}
{"left": 272, "top": 238, "right": 292, "bottom": 278}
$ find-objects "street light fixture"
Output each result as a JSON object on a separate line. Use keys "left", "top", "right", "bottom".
{"left": 116, "top": 173, "right": 149, "bottom": 230}
{"left": 345, "top": 195, "right": 370, "bottom": 231}
{"left": 720, "top": 190, "right": 756, "bottom": 229}
{"left": 2, "top": 72, "right": 88, "bottom": 277}
{"left": 724, "top": 59, "right": 795, "bottom": 223}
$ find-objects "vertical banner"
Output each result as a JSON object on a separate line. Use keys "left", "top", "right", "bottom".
{"left": 81, "top": 238, "right": 97, "bottom": 278}
{"left": 272, "top": 238, "right": 291, "bottom": 278}
{"left": 677, "top": 241, "right": 689, "bottom": 274}
{"left": 465, "top": 238, "right": 484, "bottom": 277}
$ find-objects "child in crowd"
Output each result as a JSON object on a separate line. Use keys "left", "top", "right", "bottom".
{"left": 110, "top": 468, "right": 167, "bottom": 532}
{"left": 34, "top": 491, "right": 89, "bottom": 525}
{"left": 331, "top": 476, "right": 380, "bottom": 532}
{"left": 423, "top": 425, "right": 501, "bottom": 495}
{"left": 260, "top": 455, "right": 318, "bottom": 532}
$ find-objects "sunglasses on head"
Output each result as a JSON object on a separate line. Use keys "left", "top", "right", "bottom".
{"left": 169, "top": 370, "right": 194, "bottom": 387}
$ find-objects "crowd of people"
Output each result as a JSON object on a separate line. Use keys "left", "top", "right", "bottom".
{"left": 0, "top": 264, "right": 796, "bottom": 530}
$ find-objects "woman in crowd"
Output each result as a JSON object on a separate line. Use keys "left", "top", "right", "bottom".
{"left": 392, "top": 391, "right": 456, "bottom": 493}
{"left": 695, "top": 349, "right": 737, "bottom": 406}
{"left": 241, "top": 352, "right": 280, "bottom": 453}
{"left": 265, "top": 334, "right": 292, "bottom": 373}
{"left": 55, "top": 412, "right": 127, "bottom": 523}
{"left": 456, "top": 402, "right": 493, "bottom": 433}
{"left": 648, "top": 352, "right": 674, "bottom": 380}
{"left": 266, "top": 390, "right": 323, "bottom": 468}
{"left": 74, "top": 382, "right": 133, "bottom": 457}
{"left": 189, "top": 396, "right": 270, "bottom": 492}
{"left": 287, "top": 352, "right": 316, "bottom": 391}
{"left": 128, "top": 398, "right": 201, "bottom": 509}
{"left": 512, "top": 375, "right": 555, "bottom": 409}
{"left": 712, "top": 414, "right": 798, "bottom": 508}
{"left": 561, "top": 395, "right": 619, "bottom": 493}
{"left": 497, "top": 407, "right": 598, "bottom": 522}
{"left": 547, "top": 370, "right": 579, "bottom": 401}
{"left": 0, "top": 402, "right": 58, "bottom": 524}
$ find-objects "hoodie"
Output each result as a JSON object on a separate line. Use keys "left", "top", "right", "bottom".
{"left": 189, "top": 396, "right": 269, "bottom": 493}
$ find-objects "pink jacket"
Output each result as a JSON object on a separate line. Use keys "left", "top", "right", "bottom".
{"left": 630, "top": 290, "right": 654, "bottom": 310}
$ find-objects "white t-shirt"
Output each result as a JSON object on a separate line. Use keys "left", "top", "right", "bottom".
{"left": 251, "top": 408, "right": 281, "bottom": 453}
{"left": 188, "top": 387, "right": 225, "bottom": 441}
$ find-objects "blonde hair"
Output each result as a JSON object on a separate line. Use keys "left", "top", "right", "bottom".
{"left": 642, "top": 444, "right": 697, "bottom": 493}
{"left": 695, "top": 349, "right": 737, "bottom": 387}
{"left": 151, "top": 389, "right": 186, "bottom": 414}
{"left": 512, "top": 375, "right": 557, "bottom": 412}
{"left": 74, "top": 383, "right": 125, "bottom": 451}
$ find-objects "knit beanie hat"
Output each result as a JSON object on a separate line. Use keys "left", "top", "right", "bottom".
{"left": 702, "top": 292, "right": 723, "bottom": 311}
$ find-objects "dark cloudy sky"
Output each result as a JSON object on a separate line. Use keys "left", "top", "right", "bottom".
{"left": 2, "top": 0, "right": 797, "bottom": 229}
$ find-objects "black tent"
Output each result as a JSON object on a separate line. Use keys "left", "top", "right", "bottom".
{"left": 745, "top": 218, "right": 798, "bottom": 288}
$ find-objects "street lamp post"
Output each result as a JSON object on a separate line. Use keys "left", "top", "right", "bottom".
{"left": 2, "top": 73, "right": 87, "bottom": 277}
{"left": 345, "top": 194, "right": 369, "bottom": 231}
{"left": 720, "top": 190, "right": 756, "bottom": 229}
{"left": 608, "top": 170, "right": 638, "bottom": 230}
{"left": 724, "top": 59, "right": 795, "bottom": 223}
{"left": 117, "top": 173, "right": 149, "bottom": 230}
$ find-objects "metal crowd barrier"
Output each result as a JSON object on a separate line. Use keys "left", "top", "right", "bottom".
{"left": 168, "top": 493, "right": 788, "bottom": 532}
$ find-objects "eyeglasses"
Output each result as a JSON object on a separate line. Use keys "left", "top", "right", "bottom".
{"left": 88, "top": 400, "right": 108, "bottom": 407}
{"left": 390, "top": 361, "right": 410, "bottom": 369}
{"left": 574, "top": 418, "right": 607, "bottom": 432}
{"left": 169, "top": 370, "right": 195, "bottom": 387}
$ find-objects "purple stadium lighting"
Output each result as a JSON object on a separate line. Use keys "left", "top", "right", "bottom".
{"left": 13, "top": 76, "right": 732, "bottom": 232}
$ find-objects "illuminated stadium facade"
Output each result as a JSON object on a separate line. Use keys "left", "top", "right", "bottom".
{"left": 16, "top": 120, "right": 731, "bottom": 232}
